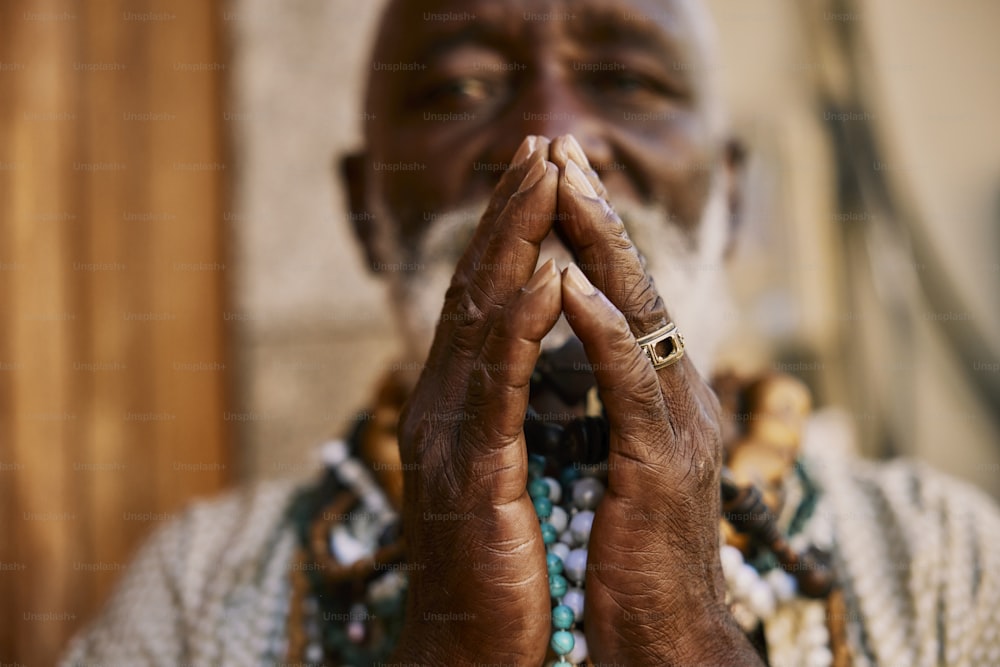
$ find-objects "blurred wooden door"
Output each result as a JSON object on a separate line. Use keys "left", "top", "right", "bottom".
{"left": 0, "top": 2, "right": 231, "bottom": 664}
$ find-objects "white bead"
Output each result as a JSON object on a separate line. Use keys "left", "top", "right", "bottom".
{"left": 789, "top": 533, "right": 810, "bottom": 553}
{"left": 347, "top": 620, "right": 365, "bottom": 643}
{"left": 720, "top": 545, "right": 744, "bottom": 579}
{"left": 562, "top": 587, "right": 585, "bottom": 622}
{"left": 802, "top": 602, "right": 825, "bottom": 626}
{"left": 747, "top": 579, "right": 776, "bottom": 620}
{"left": 549, "top": 505, "right": 569, "bottom": 534}
{"left": 336, "top": 457, "right": 367, "bottom": 485}
{"left": 361, "top": 490, "right": 389, "bottom": 515}
{"left": 805, "top": 622, "right": 830, "bottom": 647}
{"left": 766, "top": 611, "right": 793, "bottom": 639}
{"left": 320, "top": 439, "right": 350, "bottom": 466}
{"left": 572, "top": 477, "right": 605, "bottom": 510}
{"left": 305, "top": 643, "right": 324, "bottom": 662}
{"left": 564, "top": 548, "right": 588, "bottom": 584}
{"left": 330, "top": 526, "right": 369, "bottom": 565}
{"left": 549, "top": 542, "right": 571, "bottom": 563}
{"left": 570, "top": 510, "right": 595, "bottom": 544}
{"left": 732, "top": 563, "right": 759, "bottom": 599}
{"left": 543, "top": 476, "right": 562, "bottom": 503}
{"left": 559, "top": 528, "right": 576, "bottom": 546}
{"left": 768, "top": 648, "right": 794, "bottom": 667}
{"left": 730, "top": 601, "right": 759, "bottom": 632}
{"left": 765, "top": 568, "right": 797, "bottom": 602}
{"left": 367, "top": 571, "right": 405, "bottom": 604}
{"left": 805, "top": 646, "right": 833, "bottom": 667}
{"left": 567, "top": 630, "right": 588, "bottom": 663}
{"left": 351, "top": 473, "right": 378, "bottom": 496}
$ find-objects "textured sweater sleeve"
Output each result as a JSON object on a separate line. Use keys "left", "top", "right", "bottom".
{"left": 59, "top": 480, "right": 300, "bottom": 667}
{"left": 804, "top": 420, "right": 1000, "bottom": 666}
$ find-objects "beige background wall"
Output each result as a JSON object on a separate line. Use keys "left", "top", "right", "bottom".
{"left": 227, "top": 0, "right": 393, "bottom": 482}
{"left": 852, "top": 0, "right": 1000, "bottom": 492}
{"left": 227, "top": 0, "right": 1000, "bottom": 496}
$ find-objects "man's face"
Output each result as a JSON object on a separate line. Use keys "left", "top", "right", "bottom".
{"left": 355, "top": 0, "right": 734, "bottom": 372}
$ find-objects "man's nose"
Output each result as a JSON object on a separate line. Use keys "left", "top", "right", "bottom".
{"left": 495, "top": 68, "right": 614, "bottom": 171}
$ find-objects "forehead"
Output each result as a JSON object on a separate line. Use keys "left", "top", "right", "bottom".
{"left": 375, "top": 0, "right": 703, "bottom": 62}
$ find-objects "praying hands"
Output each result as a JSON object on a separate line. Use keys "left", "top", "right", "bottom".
{"left": 391, "top": 135, "right": 763, "bottom": 666}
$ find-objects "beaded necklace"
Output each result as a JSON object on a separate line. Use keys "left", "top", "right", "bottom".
{"left": 285, "top": 372, "right": 851, "bottom": 666}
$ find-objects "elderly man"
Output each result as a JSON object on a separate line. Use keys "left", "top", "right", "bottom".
{"left": 62, "top": 0, "right": 1000, "bottom": 666}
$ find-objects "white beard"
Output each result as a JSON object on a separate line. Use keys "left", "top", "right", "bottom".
{"left": 611, "top": 178, "right": 734, "bottom": 376}
{"left": 376, "top": 173, "right": 734, "bottom": 377}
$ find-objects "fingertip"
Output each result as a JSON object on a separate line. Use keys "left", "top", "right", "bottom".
{"left": 562, "top": 262, "right": 596, "bottom": 296}
{"left": 535, "top": 135, "right": 553, "bottom": 154}
{"left": 515, "top": 136, "right": 553, "bottom": 170}
{"left": 510, "top": 270, "right": 562, "bottom": 340}
{"left": 524, "top": 257, "right": 559, "bottom": 292}
{"left": 564, "top": 160, "right": 598, "bottom": 198}
{"left": 548, "top": 135, "right": 569, "bottom": 167}
{"left": 562, "top": 134, "right": 590, "bottom": 170}
{"left": 549, "top": 134, "right": 590, "bottom": 170}
{"left": 535, "top": 262, "right": 564, "bottom": 308}
{"left": 556, "top": 164, "right": 605, "bottom": 223}
{"left": 517, "top": 158, "right": 548, "bottom": 193}
{"left": 529, "top": 157, "right": 564, "bottom": 189}
{"left": 517, "top": 257, "right": 562, "bottom": 310}
{"left": 559, "top": 264, "right": 627, "bottom": 347}
{"left": 511, "top": 135, "right": 539, "bottom": 167}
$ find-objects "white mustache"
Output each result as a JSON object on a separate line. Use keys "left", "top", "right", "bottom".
{"left": 399, "top": 177, "right": 732, "bottom": 373}
{"left": 414, "top": 198, "right": 695, "bottom": 352}
{"left": 417, "top": 198, "right": 679, "bottom": 268}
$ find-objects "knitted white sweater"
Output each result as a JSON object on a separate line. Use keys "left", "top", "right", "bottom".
{"left": 61, "top": 416, "right": 1000, "bottom": 666}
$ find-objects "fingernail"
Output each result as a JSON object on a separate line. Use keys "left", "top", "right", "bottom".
{"left": 511, "top": 135, "right": 538, "bottom": 167}
{"left": 563, "top": 262, "right": 596, "bottom": 295}
{"left": 565, "top": 159, "right": 598, "bottom": 197}
{"left": 564, "top": 134, "right": 590, "bottom": 169}
{"left": 524, "top": 258, "right": 558, "bottom": 292}
{"left": 518, "top": 159, "right": 547, "bottom": 193}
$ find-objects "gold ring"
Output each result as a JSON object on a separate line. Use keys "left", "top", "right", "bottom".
{"left": 636, "top": 322, "right": 685, "bottom": 370}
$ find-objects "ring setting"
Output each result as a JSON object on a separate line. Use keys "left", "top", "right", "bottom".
{"left": 636, "top": 322, "right": 685, "bottom": 370}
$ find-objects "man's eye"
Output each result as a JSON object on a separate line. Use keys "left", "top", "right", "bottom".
{"left": 586, "top": 71, "right": 680, "bottom": 102}
{"left": 425, "top": 77, "right": 493, "bottom": 104}
{"left": 609, "top": 73, "right": 648, "bottom": 93}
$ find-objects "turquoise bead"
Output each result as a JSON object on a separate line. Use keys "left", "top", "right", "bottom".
{"left": 550, "top": 629, "right": 575, "bottom": 656}
{"left": 533, "top": 496, "right": 553, "bottom": 518}
{"left": 528, "top": 454, "right": 547, "bottom": 478}
{"left": 551, "top": 604, "right": 574, "bottom": 630}
{"left": 528, "top": 478, "right": 550, "bottom": 500}
{"left": 546, "top": 552, "right": 564, "bottom": 575}
{"left": 549, "top": 573, "right": 568, "bottom": 598}
{"left": 559, "top": 465, "right": 581, "bottom": 488}
{"left": 541, "top": 522, "right": 558, "bottom": 545}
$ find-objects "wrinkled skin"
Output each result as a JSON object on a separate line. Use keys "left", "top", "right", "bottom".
{"left": 343, "top": 1, "right": 761, "bottom": 664}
